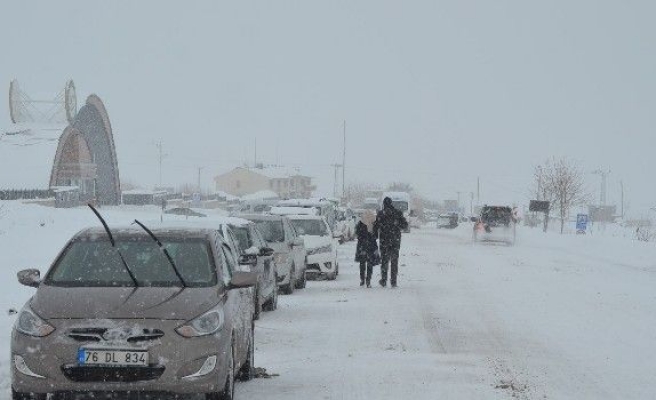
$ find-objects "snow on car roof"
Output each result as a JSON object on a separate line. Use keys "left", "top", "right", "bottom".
{"left": 269, "top": 206, "right": 318, "bottom": 216}
{"left": 284, "top": 214, "right": 324, "bottom": 221}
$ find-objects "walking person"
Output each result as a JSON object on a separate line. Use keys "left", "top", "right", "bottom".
{"left": 355, "top": 209, "right": 380, "bottom": 288}
{"left": 375, "top": 197, "right": 408, "bottom": 288}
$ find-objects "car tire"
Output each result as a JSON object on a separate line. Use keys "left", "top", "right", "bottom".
{"left": 336, "top": 262, "right": 339, "bottom": 276}
{"left": 295, "top": 268, "right": 306, "bottom": 289}
{"left": 263, "top": 279, "right": 278, "bottom": 311}
{"left": 253, "top": 286, "right": 261, "bottom": 321}
{"left": 12, "top": 389, "right": 46, "bottom": 400}
{"left": 327, "top": 271, "right": 337, "bottom": 280}
{"left": 207, "top": 342, "right": 235, "bottom": 400}
{"left": 282, "top": 266, "right": 295, "bottom": 295}
{"left": 238, "top": 321, "right": 255, "bottom": 382}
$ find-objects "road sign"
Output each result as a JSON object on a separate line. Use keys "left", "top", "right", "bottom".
{"left": 576, "top": 214, "right": 589, "bottom": 234}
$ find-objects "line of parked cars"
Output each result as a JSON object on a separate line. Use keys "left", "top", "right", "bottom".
{"left": 10, "top": 202, "right": 347, "bottom": 400}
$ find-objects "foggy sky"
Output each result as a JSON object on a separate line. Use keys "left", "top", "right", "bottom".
{"left": 1, "top": 1, "right": 654, "bottom": 215}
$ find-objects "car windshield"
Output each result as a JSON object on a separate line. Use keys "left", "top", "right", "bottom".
{"left": 254, "top": 220, "right": 285, "bottom": 243}
{"left": 232, "top": 226, "right": 252, "bottom": 251}
{"left": 45, "top": 239, "right": 216, "bottom": 287}
{"left": 291, "top": 219, "right": 328, "bottom": 236}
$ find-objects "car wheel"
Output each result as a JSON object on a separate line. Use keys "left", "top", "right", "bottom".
{"left": 207, "top": 342, "right": 235, "bottom": 400}
{"left": 336, "top": 262, "right": 339, "bottom": 276}
{"left": 238, "top": 321, "right": 255, "bottom": 382}
{"left": 12, "top": 389, "right": 46, "bottom": 400}
{"left": 295, "top": 268, "right": 306, "bottom": 289}
{"left": 263, "top": 279, "right": 278, "bottom": 311}
{"left": 282, "top": 266, "right": 295, "bottom": 294}
{"left": 253, "top": 286, "right": 261, "bottom": 321}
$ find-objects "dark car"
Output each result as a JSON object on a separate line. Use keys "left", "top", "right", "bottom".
{"left": 229, "top": 220, "right": 278, "bottom": 319}
{"left": 11, "top": 225, "right": 256, "bottom": 400}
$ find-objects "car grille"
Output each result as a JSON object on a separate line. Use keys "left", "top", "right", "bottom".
{"left": 61, "top": 365, "right": 165, "bottom": 382}
{"left": 54, "top": 391, "right": 178, "bottom": 400}
{"left": 67, "top": 328, "right": 165, "bottom": 343}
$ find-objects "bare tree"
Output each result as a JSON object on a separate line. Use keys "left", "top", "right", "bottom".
{"left": 540, "top": 157, "right": 588, "bottom": 234}
{"left": 343, "top": 181, "right": 378, "bottom": 206}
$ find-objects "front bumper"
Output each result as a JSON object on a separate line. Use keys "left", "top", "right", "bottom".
{"left": 11, "top": 318, "right": 231, "bottom": 395}
{"left": 305, "top": 252, "right": 336, "bottom": 278}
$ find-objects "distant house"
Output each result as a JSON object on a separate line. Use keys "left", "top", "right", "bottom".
{"left": 214, "top": 166, "right": 316, "bottom": 199}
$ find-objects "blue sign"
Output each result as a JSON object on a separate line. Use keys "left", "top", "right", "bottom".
{"left": 576, "top": 214, "right": 589, "bottom": 233}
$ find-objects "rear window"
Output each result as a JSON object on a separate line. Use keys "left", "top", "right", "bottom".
{"left": 45, "top": 239, "right": 216, "bottom": 287}
{"left": 291, "top": 219, "right": 328, "bottom": 236}
{"left": 254, "top": 220, "right": 285, "bottom": 243}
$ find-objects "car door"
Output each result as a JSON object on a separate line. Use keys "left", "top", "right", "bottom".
{"left": 220, "top": 243, "right": 250, "bottom": 359}
{"left": 283, "top": 218, "right": 306, "bottom": 274}
{"left": 252, "top": 225, "right": 274, "bottom": 299}
{"left": 214, "top": 236, "right": 244, "bottom": 358}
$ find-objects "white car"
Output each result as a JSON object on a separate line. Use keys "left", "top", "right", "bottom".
{"left": 287, "top": 215, "right": 340, "bottom": 280}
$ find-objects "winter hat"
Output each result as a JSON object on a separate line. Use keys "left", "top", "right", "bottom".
{"left": 383, "top": 197, "right": 393, "bottom": 209}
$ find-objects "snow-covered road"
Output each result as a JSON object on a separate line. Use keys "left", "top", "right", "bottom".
{"left": 1, "top": 203, "right": 655, "bottom": 399}
{"left": 242, "top": 226, "right": 656, "bottom": 400}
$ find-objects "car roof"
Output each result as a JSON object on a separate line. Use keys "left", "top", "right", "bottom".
{"left": 73, "top": 225, "right": 218, "bottom": 241}
{"left": 236, "top": 213, "right": 288, "bottom": 222}
{"left": 286, "top": 215, "right": 325, "bottom": 221}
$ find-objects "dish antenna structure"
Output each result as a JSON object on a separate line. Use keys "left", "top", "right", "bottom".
{"left": 9, "top": 79, "right": 77, "bottom": 124}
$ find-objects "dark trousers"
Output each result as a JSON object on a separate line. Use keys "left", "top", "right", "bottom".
{"left": 359, "top": 261, "right": 373, "bottom": 283}
{"left": 380, "top": 245, "right": 400, "bottom": 285}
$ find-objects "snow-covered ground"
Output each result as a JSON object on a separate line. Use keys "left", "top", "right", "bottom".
{"left": 1, "top": 202, "right": 655, "bottom": 399}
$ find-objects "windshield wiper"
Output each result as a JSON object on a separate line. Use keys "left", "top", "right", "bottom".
{"left": 133, "top": 219, "right": 186, "bottom": 288}
{"left": 87, "top": 204, "right": 139, "bottom": 287}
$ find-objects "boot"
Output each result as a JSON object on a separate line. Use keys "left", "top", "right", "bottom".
{"left": 379, "top": 279, "right": 386, "bottom": 287}
{"left": 366, "top": 280, "right": 371, "bottom": 288}
{"left": 360, "top": 279, "right": 365, "bottom": 287}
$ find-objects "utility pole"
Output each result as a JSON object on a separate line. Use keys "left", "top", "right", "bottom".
{"left": 470, "top": 192, "right": 474, "bottom": 216}
{"left": 254, "top": 137, "right": 258, "bottom": 167}
{"left": 476, "top": 177, "right": 480, "bottom": 206}
{"left": 342, "top": 120, "right": 346, "bottom": 200}
{"left": 456, "top": 191, "right": 462, "bottom": 212}
{"left": 331, "top": 164, "right": 342, "bottom": 198}
{"left": 197, "top": 167, "right": 204, "bottom": 193}
{"left": 592, "top": 169, "right": 611, "bottom": 205}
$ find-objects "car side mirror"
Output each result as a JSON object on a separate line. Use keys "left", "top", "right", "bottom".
{"left": 470, "top": 217, "right": 478, "bottom": 222}
{"left": 238, "top": 254, "right": 258, "bottom": 267}
{"left": 333, "top": 232, "right": 343, "bottom": 239}
{"left": 18, "top": 269, "right": 41, "bottom": 288}
{"left": 228, "top": 271, "right": 257, "bottom": 290}
{"left": 259, "top": 247, "right": 274, "bottom": 257}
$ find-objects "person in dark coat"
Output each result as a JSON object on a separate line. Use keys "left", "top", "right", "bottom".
{"left": 374, "top": 197, "right": 408, "bottom": 287}
{"left": 355, "top": 210, "right": 380, "bottom": 287}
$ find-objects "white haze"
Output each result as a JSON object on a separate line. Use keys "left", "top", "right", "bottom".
{"left": 1, "top": 1, "right": 654, "bottom": 214}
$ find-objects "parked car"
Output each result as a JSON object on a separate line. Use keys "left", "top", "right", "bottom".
{"left": 334, "top": 207, "right": 356, "bottom": 242}
{"left": 238, "top": 214, "right": 307, "bottom": 294}
{"left": 287, "top": 215, "right": 340, "bottom": 280}
{"left": 11, "top": 225, "right": 257, "bottom": 400}
{"left": 229, "top": 220, "right": 278, "bottom": 319}
{"left": 436, "top": 213, "right": 459, "bottom": 229}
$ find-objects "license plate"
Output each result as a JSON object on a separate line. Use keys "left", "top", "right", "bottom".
{"left": 78, "top": 349, "right": 149, "bottom": 367}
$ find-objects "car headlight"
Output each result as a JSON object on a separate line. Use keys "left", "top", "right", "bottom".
{"left": 176, "top": 309, "right": 224, "bottom": 338}
{"left": 307, "top": 244, "right": 332, "bottom": 256}
{"left": 14, "top": 305, "right": 55, "bottom": 337}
